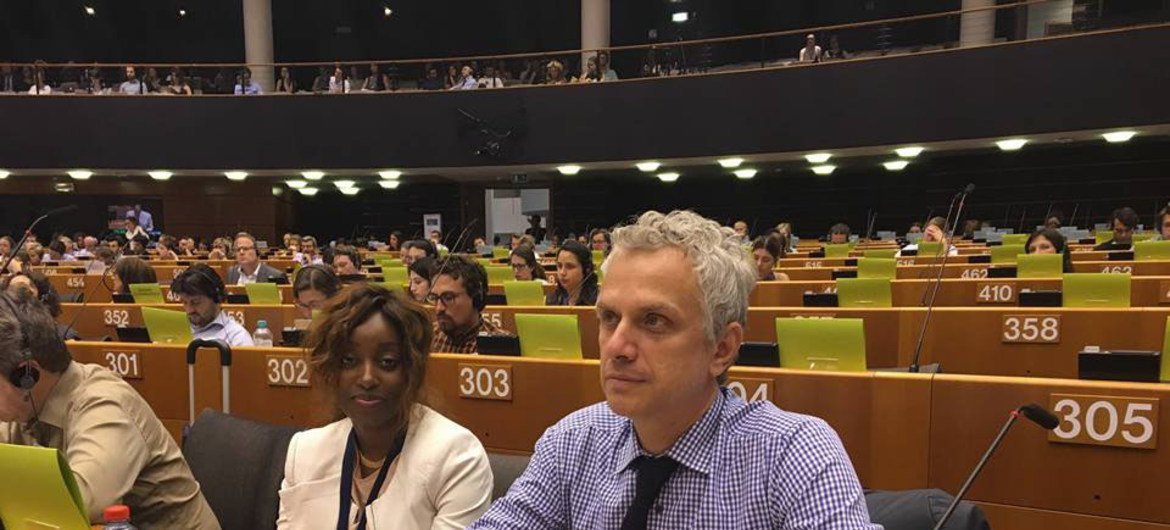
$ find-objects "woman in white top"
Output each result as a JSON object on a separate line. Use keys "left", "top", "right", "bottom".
{"left": 277, "top": 283, "right": 493, "bottom": 530}
{"left": 124, "top": 216, "right": 150, "bottom": 245}
{"left": 897, "top": 216, "right": 959, "bottom": 257}
{"left": 509, "top": 245, "right": 550, "bottom": 285}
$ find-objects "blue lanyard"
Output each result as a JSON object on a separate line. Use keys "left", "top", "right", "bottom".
{"left": 337, "top": 428, "right": 406, "bottom": 530}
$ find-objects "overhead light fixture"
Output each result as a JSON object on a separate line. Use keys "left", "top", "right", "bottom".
{"left": 333, "top": 180, "right": 356, "bottom": 190}
{"left": 83, "top": 5, "right": 96, "bottom": 16}
{"left": 272, "top": 186, "right": 283, "bottom": 197}
{"left": 68, "top": 170, "right": 93, "bottom": 180}
{"left": 883, "top": 160, "right": 910, "bottom": 171}
{"left": 340, "top": 187, "right": 361, "bottom": 196}
{"left": 225, "top": 171, "right": 248, "bottom": 181}
{"left": 379, "top": 180, "right": 401, "bottom": 189}
{"left": 733, "top": 168, "right": 757, "bottom": 179}
{"left": 717, "top": 157, "right": 744, "bottom": 168}
{"left": 286, "top": 180, "right": 308, "bottom": 189}
{"left": 635, "top": 161, "right": 661, "bottom": 172}
{"left": 148, "top": 170, "right": 173, "bottom": 181}
{"left": 0, "top": 170, "right": 9, "bottom": 179}
{"left": 811, "top": 165, "right": 836, "bottom": 175}
{"left": 804, "top": 153, "right": 832, "bottom": 164}
{"left": 383, "top": 6, "right": 393, "bottom": 17}
{"left": 657, "top": 172, "right": 680, "bottom": 182}
{"left": 378, "top": 170, "right": 402, "bottom": 179}
{"left": 178, "top": 9, "right": 186, "bottom": 17}
{"left": 995, "top": 138, "right": 1028, "bottom": 151}
{"left": 556, "top": 165, "right": 582, "bottom": 176}
{"left": 671, "top": 11, "right": 689, "bottom": 23}
{"left": 302, "top": 170, "right": 325, "bottom": 181}
{"left": 297, "top": 187, "right": 319, "bottom": 196}
{"left": 895, "top": 146, "right": 924, "bottom": 158}
{"left": 1102, "top": 130, "right": 1137, "bottom": 143}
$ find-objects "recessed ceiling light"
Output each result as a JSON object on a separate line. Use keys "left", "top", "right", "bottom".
{"left": 811, "top": 165, "right": 836, "bottom": 175}
{"left": 333, "top": 180, "right": 356, "bottom": 190}
{"left": 272, "top": 186, "right": 283, "bottom": 197}
{"left": 657, "top": 172, "right": 680, "bottom": 182}
{"left": 804, "top": 153, "right": 832, "bottom": 164}
{"left": 671, "top": 11, "right": 689, "bottom": 23}
{"left": 383, "top": 6, "right": 393, "bottom": 17}
{"left": 557, "top": 165, "right": 582, "bottom": 175}
{"left": 178, "top": 9, "right": 186, "bottom": 17}
{"left": 379, "top": 180, "right": 401, "bottom": 189}
{"left": 83, "top": 5, "right": 96, "bottom": 16}
{"left": 636, "top": 161, "right": 661, "bottom": 172}
{"left": 302, "top": 170, "right": 325, "bottom": 181}
{"left": 340, "top": 187, "right": 361, "bottom": 196}
{"left": 883, "top": 160, "right": 910, "bottom": 171}
{"left": 286, "top": 180, "right": 308, "bottom": 189}
{"left": 148, "top": 171, "right": 173, "bottom": 181}
{"left": 0, "top": 170, "right": 10, "bottom": 179}
{"left": 378, "top": 170, "right": 402, "bottom": 179}
{"left": 225, "top": 171, "right": 248, "bottom": 181}
{"left": 717, "top": 157, "right": 744, "bottom": 168}
{"left": 895, "top": 146, "right": 924, "bottom": 158}
{"left": 298, "top": 187, "right": 319, "bottom": 196}
{"left": 68, "top": 170, "right": 93, "bottom": 180}
{"left": 995, "top": 139, "right": 1028, "bottom": 151}
{"left": 733, "top": 168, "right": 757, "bottom": 179}
{"left": 1102, "top": 130, "right": 1137, "bottom": 143}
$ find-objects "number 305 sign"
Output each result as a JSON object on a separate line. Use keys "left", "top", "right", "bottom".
{"left": 1049, "top": 394, "right": 1158, "bottom": 450}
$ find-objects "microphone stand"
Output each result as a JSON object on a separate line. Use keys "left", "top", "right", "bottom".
{"left": 909, "top": 186, "right": 971, "bottom": 373}
{"left": 932, "top": 410, "right": 1020, "bottom": 530}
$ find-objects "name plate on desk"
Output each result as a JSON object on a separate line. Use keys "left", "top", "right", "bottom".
{"left": 458, "top": 364, "right": 513, "bottom": 401}
{"left": 1001, "top": 315, "right": 1061, "bottom": 343}
{"left": 960, "top": 267, "right": 990, "bottom": 279}
{"left": 103, "top": 350, "right": 142, "bottom": 379}
{"left": 976, "top": 282, "right": 1017, "bottom": 304}
{"left": 65, "top": 276, "right": 86, "bottom": 289}
{"left": 726, "top": 377, "right": 773, "bottom": 403}
{"left": 1049, "top": 394, "right": 1158, "bottom": 450}
{"left": 265, "top": 355, "right": 311, "bottom": 387}
{"left": 102, "top": 308, "right": 132, "bottom": 327}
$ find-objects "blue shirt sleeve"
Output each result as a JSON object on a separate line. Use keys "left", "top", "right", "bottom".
{"left": 468, "top": 425, "right": 567, "bottom": 530}
{"left": 771, "top": 418, "right": 882, "bottom": 530}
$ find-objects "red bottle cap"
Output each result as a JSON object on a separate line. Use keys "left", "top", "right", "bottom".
{"left": 103, "top": 505, "right": 130, "bottom": 522}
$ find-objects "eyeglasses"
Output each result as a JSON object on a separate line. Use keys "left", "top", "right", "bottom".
{"left": 426, "top": 291, "right": 465, "bottom": 306}
{"left": 237, "top": 246, "right": 255, "bottom": 252}
{"left": 510, "top": 263, "right": 530, "bottom": 270}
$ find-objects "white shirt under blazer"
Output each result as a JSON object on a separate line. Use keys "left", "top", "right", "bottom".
{"left": 277, "top": 405, "right": 493, "bottom": 530}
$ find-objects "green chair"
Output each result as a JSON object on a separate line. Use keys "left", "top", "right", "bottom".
{"left": 503, "top": 281, "right": 546, "bottom": 306}
{"left": 492, "top": 247, "right": 510, "bottom": 259}
{"left": 824, "top": 244, "right": 851, "bottom": 259}
{"left": 1134, "top": 233, "right": 1155, "bottom": 243}
{"left": 1062, "top": 273, "right": 1131, "bottom": 308}
{"left": 485, "top": 266, "right": 513, "bottom": 285}
{"left": 1016, "top": 253, "right": 1064, "bottom": 279}
{"left": 438, "top": 248, "right": 450, "bottom": 258}
{"left": 384, "top": 267, "right": 409, "bottom": 286}
{"left": 918, "top": 242, "right": 943, "bottom": 257}
{"left": 476, "top": 258, "right": 493, "bottom": 267}
{"left": 591, "top": 250, "right": 605, "bottom": 263}
{"left": 775, "top": 317, "right": 867, "bottom": 371}
{"left": 1095, "top": 231, "right": 1114, "bottom": 245}
{"left": 244, "top": 282, "right": 282, "bottom": 304}
{"left": 374, "top": 257, "right": 402, "bottom": 268}
{"left": 990, "top": 244, "right": 1026, "bottom": 265}
{"left": 129, "top": 283, "right": 164, "bottom": 304}
{"left": 142, "top": 307, "right": 194, "bottom": 345}
{"left": 862, "top": 249, "right": 897, "bottom": 259}
{"left": 857, "top": 258, "right": 896, "bottom": 280}
{"left": 515, "top": 314, "right": 583, "bottom": 359}
{"left": 836, "top": 278, "right": 892, "bottom": 308}
{"left": 1001, "top": 233, "right": 1028, "bottom": 245}
{"left": 1135, "top": 240, "right": 1170, "bottom": 261}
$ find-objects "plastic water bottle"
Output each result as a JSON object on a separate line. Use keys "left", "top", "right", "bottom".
{"left": 103, "top": 505, "right": 138, "bottom": 530}
{"left": 253, "top": 319, "right": 274, "bottom": 347}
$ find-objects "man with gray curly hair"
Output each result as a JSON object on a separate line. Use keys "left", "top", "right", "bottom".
{"left": 472, "top": 210, "right": 878, "bottom": 529}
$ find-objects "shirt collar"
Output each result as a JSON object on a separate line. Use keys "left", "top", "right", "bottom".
{"left": 193, "top": 311, "right": 232, "bottom": 334}
{"left": 613, "top": 387, "right": 726, "bottom": 477}
{"left": 35, "top": 362, "right": 82, "bottom": 430}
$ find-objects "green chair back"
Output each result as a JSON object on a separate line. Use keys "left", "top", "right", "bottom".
{"left": 1135, "top": 240, "right": 1170, "bottom": 261}
{"left": 1016, "top": 253, "right": 1063, "bottom": 279}
{"left": 492, "top": 247, "right": 510, "bottom": 259}
{"left": 990, "top": 244, "right": 1026, "bottom": 265}
{"left": 1001, "top": 233, "right": 1028, "bottom": 245}
{"left": 485, "top": 266, "right": 514, "bottom": 285}
{"left": 1062, "top": 273, "right": 1131, "bottom": 308}
{"left": 384, "top": 267, "right": 409, "bottom": 286}
{"left": 857, "top": 258, "right": 896, "bottom": 279}
{"left": 129, "top": 283, "right": 164, "bottom": 304}
{"left": 244, "top": 282, "right": 282, "bottom": 304}
{"left": 503, "top": 281, "right": 546, "bottom": 306}
{"left": 824, "top": 244, "right": 851, "bottom": 259}
{"left": 1095, "top": 231, "right": 1114, "bottom": 245}
{"left": 775, "top": 317, "right": 867, "bottom": 371}
{"left": 515, "top": 314, "right": 583, "bottom": 359}
{"left": 142, "top": 307, "right": 194, "bottom": 345}
{"left": 918, "top": 242, "right": 943, "bottom": 257}
{"left": 862, "top": 249, "right": 897, "bottom": 259}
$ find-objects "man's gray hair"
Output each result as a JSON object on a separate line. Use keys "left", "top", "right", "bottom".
{"left": 0, "top": 290, "right": 70, "bottom": 376}
{"left": 604, "top": 210, "right": 757, "bottom": 344}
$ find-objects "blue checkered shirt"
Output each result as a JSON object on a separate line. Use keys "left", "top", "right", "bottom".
{"left": 470, "top": 387, "right": 881, "bottom": 529}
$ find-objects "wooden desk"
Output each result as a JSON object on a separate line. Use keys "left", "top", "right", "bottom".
{"left": 57, "top": 303, "right": 299, "bottom": 343}
{"left": 777, "top": 260, "right": 1170, "bottom": 281}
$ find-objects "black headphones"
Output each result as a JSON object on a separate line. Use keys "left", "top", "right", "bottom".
{"left": 1, "top": 294, "right": 40, "bottom": 391}
{"left": 175, "top": 264, "right": 227, "bottom": 303}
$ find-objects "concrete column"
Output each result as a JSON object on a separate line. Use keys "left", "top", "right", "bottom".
{"left": 581, "top": 0, "right": 610, "bottom": 76}
{"left": 242, "top": 0, "right": 275, "bottom": 93}
{"left": 960, "top": 0, "right": 996, "bottom": 47}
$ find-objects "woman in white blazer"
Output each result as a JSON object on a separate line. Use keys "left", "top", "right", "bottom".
{"left": 277, "top": 284, "right": 493, "bottom": 530}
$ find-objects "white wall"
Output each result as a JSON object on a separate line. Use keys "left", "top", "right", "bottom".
{"left": 1028, "top": 0, "right": 1073, "bottom": 39}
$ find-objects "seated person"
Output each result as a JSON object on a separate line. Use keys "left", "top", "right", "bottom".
{"left": 207, "top": 237, "right": 232, "bottom": 261}
{"left": 897, "top": 217, "right": 959, "bottom": 257}
{"left": 3, "top": 270, "right": 79, "bottom": 340}
{"left": 85, "top": 246, "right": 116, "bottom": 275}
{"left": 470, "top": 210, "right": 878, "bottom": 529}
{"left": 277, "top": 284, "right": 492, "bottom": 529}
{"left": 171, "top": 263, "right": 254, "bottom": 347}
{"left": 1025, "top": 228, "right": 1074, "bottom": 272}
{"left": 509, "top": 245, "right": 549, "bottom": 285}
{"left": 589, "top": 228, "right": 612, "bottom": 256}
{"left": 1094, "top": 207, "right": 1139, "bottom": 251}
{"left": 227, "top": 232, "right": 287, "bottom": 285}
{"left": 751, "top": 235, "right": 791, "bottom": 281}
{"left": 293, "top": 265, "right": 341, "bottom": 322}
{"left": 111, "top": 256, "right": 159, "bottom": 295}
{"left": 155, "top": 235, "right": 179, "bottom": 261}
{"left": 428, "top": 256, "right": 503, "bottom": 353}
{"left": 401, "top": 239, "right": 437, "bottom": 267}
{"left": 408, "top": 257, "right": 439, "bottom": 303}
{"left": 332, "top": 245, "right": 363, "bottom": 277}
{"left": 429, "top": 230, "right": 450, "bottom": 254}
{"left": 0, "top": 291, "right": 220, "bottom": 528}
{"left": 828, "top": 222, "right": 851, "bottom": 244}
{"left": 295, "top": 236, "right": 325, "bottom": 266}
{"left": 547, "top": 240, "right": 599, "bottom": 306}
{"left": 1158, "top": 205, "right": 1170, "bottom": 241}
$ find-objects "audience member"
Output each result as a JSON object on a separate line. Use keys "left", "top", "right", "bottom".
{"left": 233, "top": 67, "right": 263, "bottom": 95}
{"left": 227, "top": 232, "right": 287, "bottom": 285}
{"left": 401, "top": 239, "right": 437, "bottom": 267}
{"left": 444, "top": 65, "right": 458, "bottom": 89}
{"left": 544, "top": 60, "right": 568, "bottom": 84}
{"left": 429, "top": 230, "right": 450, "bottom": 253}
{"left": 799, "top": 33, "right": 823, "bottom": 63}
{"left": 420, "top": 67, "right": 444, "bottom": 90}
{"left": 292, "top": 265, "right": 341, "bottom": 320}
{"left": 0, "top": 65, "right": 21, "bottom": 93}
{"left": 311, "top": 66, "right": 330, "bottom": 93}
{"left": 824, "top": 34, "right": 849, "bottom": 60}
{"left": 119, "top": 65, "right": 146, "bottom": 94}
{"left": 1158, "top": 205, "right": 1170, "bottom": 240}
{"left": 574, "top": 57, "right": 601, "bottom": 83}
{"left": 752, "top": 235, "right": 791, "bottom": 281}
{"left": 155, "top": 235, "right": 179, "bottom": 260}
{"left": 124, "top": 215, "right": 149, "bottom": 244}
{"left": 166, "top": 72, "right": 193, "bottom": 95}
{"left": 733, "top": 220, "right": 750, "bottom": 244}
{"left": 898, "top": 216, "right": 958, "bottom": 257}
{"left": 3, "top": 270, "right": 77, "bottom": 340}
{"left": 275, "top": 67, "right": 297, "bottom": 93}
{"left": 296, "top": 236, "right": 325, "bottom": 265}
{"left": 828, "top": 223, "right": 851, "bottom": 244}
{"left": 130, "top": 204, "right": 155, "bottom": 232}
{"left": 908, "top": 222, "right": 923, "bottom": 234}
{"left": 74, "top": 236, "right": 99, "bottom": 258}
{"left": 1094, "top": 207, "right": 1139, "bottom": 250}
{"left": 1025, "top": 228, "right": 1074, "bottom": 272}
{"left": 177, "top": 237, "right": 197, "bottom": 257}
{"left": 477, "top": 65, "right": 505, "bottom": 88}
{"left": 429, "top": 256, "right": 502, "bottom": 353}
{"left": 207, "top": 238, "right": 231, "bottom": 260}
{"left": 589, "top": 228, "right": 612, "bottom": 256}
{"left": 331, "top": 245, "right": 363, "bottom": 276}
{"left": 0, "top": 235, "right": 12, "bottom": 257}
{"left": 86, "top": 247, "right": 116, "bottom": 275}
{"left": 329, "top": 65, "right": 351, "bottom": 94}
{"left": 45, "top": 240, "right": 73, "bottom": 262}
{"left": 171, "top": 263, "right": 253, "bottom": 347}
{"left": 408, "top": 257, "right": 440, "bottom": 303}
{"left": 548, "top": 240, "right": 599, "bottom": 306}
{"left": 598, "top": 51, "right": 618, "bottom": 81}
{"left": 450, "top": 65, "right": 477, "bottom": 90}
{"left": 510, "top": 246, "right": 549, "bottom": 284}
{"left": 387, "top": 231, "right": 403, "bottom": 251}
{"left": 111, "top": 257, "right": 158, "bottom": 295}
{"left": 363, "top": 63, "right": 392, "bottom": 92}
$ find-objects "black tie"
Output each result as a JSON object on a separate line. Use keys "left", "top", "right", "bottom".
{"left": 621, "top": 456, "right": 679, "bottom": 530}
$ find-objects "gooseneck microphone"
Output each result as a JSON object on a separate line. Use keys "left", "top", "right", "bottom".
{"left": 932, "top": 403, "right": 1058, "bottom": 530}
{"left": 909, "top": 184, "right": 973, "bottom": 373}
{"left": 0, "top": 204, "right": 79, "bottom": 274}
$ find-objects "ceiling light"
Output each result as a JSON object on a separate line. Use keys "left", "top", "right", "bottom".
{"left": 378, "top": 170, "right": 402, "bottom": 179}
{"left": 657, "top": 172, "right": 680, "bottom": 182}
{"left": 225, "top": 171, "right": 248, "bottom": 181}
{"left": 995, "top": 138, "right": 1028, "bottom": 151}
{"left": 83, "top": 5, "right": 96, "bottom": 16}
{"left": 0, "top": 170, "right": 9, "bottom": 179}
{"left": 1102, "top": 130, "right": 1137, "bottom": 143}
{"left": 333, "top": 180, "right": 356, "bottom": 190}
{"left": 883, "top": 160, "right": 910, "bottom": 171}
{"left": 68, "top": 170, "right": 93, "bottom": 180}
{"left": 379, "top": 180, "right": 401, "bottom": 189}
{"left": 297, "top": 187, "right": 319, "bottom": 196}
{"left": 383, "top": 6, "right": 393, "bottom": 17}
{"left": 811, "top": 165, "right": 836, "bottom": 175}
{"left": 178, "top": 9, "right": 186, "bottom": 17}
{"left": 717, "top": 157, "right": 744, "bottom": 168}
{"left": 286, "top": 180, "right": 308, "bottom": 189}
{"left": 148, "top": 171, "right": 173, "bottom": 181}
{"left": 635, "top": 161, "right": 661, "bottom": 172}
{"left": 804, "top": 153, "right": 832, "bottom": 164}
{"left": 556, "top": 165, "right": 582, "bottom": 175}
{"left": 671, "top": 11, "right": 689, "bottom": 23}
{"left": 895, "top": 146, "right": 924, "bottom": 158}
{"left": 340, "top": 187, "right": 361, "bottom": 196}
{"left": 302, "top": 170, "right": 325, "bottom": 181}
{"left": 733, "top": 168, "right": 757, "bottom": 179}
{"left": 272, "top": 186, "right": 283, "bottom": 197}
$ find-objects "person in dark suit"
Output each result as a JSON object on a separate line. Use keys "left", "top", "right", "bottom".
{"left": 1093, "top": 207, "right": 1139, "bottom": 251}
{"left": 225, "top": 232, "right": 287, "bottom": 285}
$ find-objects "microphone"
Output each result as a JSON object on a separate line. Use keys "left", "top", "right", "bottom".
{"left": 932, "top": 403, "right": 1057, "bottom": 530}
{"left": 909, "top": 183, "right": 974, "bottom": 373}
{"left": 0, "top": 204, "right": 81, "bottom": 275}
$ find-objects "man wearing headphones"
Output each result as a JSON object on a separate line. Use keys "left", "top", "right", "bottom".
{"left": 0, "top": 290, "right": 221, "bottom": 528}
{"left": 428, "top": 255, "right": 505, "bottom": 353}
{"left": 172, "top": 263, "right": 254, "bottom": 347}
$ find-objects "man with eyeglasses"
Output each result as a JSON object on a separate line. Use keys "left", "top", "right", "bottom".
{"left": 226, "top": 232, "right": 287, "bottom": 285}
{"left": 428, "top": 256, "right": 505, "bottom": 353}
{"left": 1094, "top": 207, "right": 1140, "bottom": 251}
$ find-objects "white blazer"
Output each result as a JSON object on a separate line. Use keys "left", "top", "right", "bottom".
{"left": 277, "top": 405, "right": 493, "bottom": 530}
